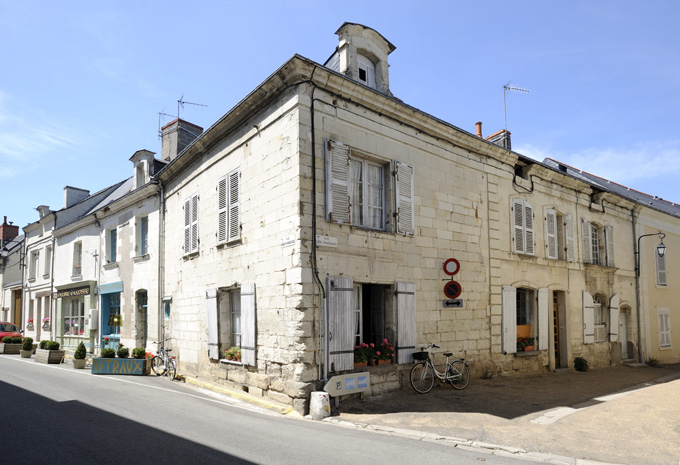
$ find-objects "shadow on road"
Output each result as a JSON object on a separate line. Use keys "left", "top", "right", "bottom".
{"left": 337, "top": 363, "right": 680, "bottom": 420}
{"left": 1, "top": 380, "right": 254, "bottom": 465}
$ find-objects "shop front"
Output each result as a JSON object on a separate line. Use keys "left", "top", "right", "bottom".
{"left": 99, "top": 281, "right": 124, "bottom": 351}
{"left": 55, "top": 283, "right": 96, "bottom": 349}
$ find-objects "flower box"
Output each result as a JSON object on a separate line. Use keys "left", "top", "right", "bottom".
{"left": 35, "top": 348, "right": 65, "bottom": 364}
{"left": 0, "top": 343, "right": 23, "bottom": 354}
{"left": 91, "top": 357, "right": 150, "bottom": 375}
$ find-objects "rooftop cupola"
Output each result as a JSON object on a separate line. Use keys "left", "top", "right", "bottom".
{"left": 333, "top": 22, "right": 396, "bottom": 96}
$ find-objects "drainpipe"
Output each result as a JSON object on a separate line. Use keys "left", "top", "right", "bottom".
{"left": 155, "top": 178, "right": 165, "bottom": 346}
{"left": 49, "top": 213, "right": 56, "bottom": 344}
{"left": 632, "top": 207, "right": 643, "bottom": 363}
{"left": 93, "top": 212, "right": 102, "bottom": 351}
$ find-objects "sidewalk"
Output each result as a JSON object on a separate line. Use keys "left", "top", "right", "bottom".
{"left": 332, "top": 363, "right": 680, "bottom": 465}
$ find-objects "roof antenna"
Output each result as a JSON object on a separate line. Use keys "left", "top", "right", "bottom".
{"left": 158, "top": 109, "right": 178, "bottom": 139}
{"left": 503, "top": 82, "right": 531, "bottom": 133}
{"left": 177, "top": 94, "right": 207, "bottom": 122}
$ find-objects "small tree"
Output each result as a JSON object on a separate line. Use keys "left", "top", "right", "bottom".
{"left": 22, "top": 337, "right": 33, "bottom": 351}
{"left": 132, "top": 348, "right": 146, "bottom": 359}
{"left": 46, "top": 341, "right": 61, "bottom": 351}
{"left": 101, "top": 348, "right": 116, "bottom": 358}
{"left": 74, "top": 342, "right": 87, "bottom": 360}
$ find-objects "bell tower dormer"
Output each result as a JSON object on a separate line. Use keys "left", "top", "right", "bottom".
{"left": 334, "top": 23, "right": 396, "bottom": 96}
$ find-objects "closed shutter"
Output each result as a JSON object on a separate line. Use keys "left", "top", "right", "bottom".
{"left": 524, "top": 202, "right": 535, "bottom": 255}
{"left": 545, "top": 210, "right": 558, "bottom": 259}
{"left": 327, "top": 277, "right": 354, "bottom": 371}
{"left": 217, "top": 177, "right": 227, "bottom": 243}
{"left": 565, "top": 214, "right": 575, "bottom": 262}
{"left": 184, "top": 198, "right": 191, "bottom": 253}
{"left": 228, "top": 169, "right": 240, "bottom": 241}
{"left": 502, "top": 286, "right": 517, "bottom": 354}
{"left": 512, "top": 199, "right": 525, "bottom": 254}
{"left": 656, "top": 252, "right": 667, "bottom": 286}
{"left": 240, "top": 283, "right": 256, "bottom": 365}
{"left": 396, "top": 282, "right": 416, "bottom": 363}
{"left": 658, "top": 308, "right": 671, "bottom": 348}
{"left": 191, "top": 195, "right": 199, "bottom": 252}
{"left": 325, "top": 140, "right": 350, "bottom": 224}
{"left": 394, "top": 161, "right": 415, "bottom": 235}
{"left": 538, "top": 288, "right": 549, "bottom": 350}
{"left": 605, "top": 226, "right": 615, "bottom": 267}
{"left": 583, "top": 291, "right": 594, "bottom": 344}
{"left": 582, "top": 220, "right": 592, "bottom": 264}
{"left": 609, "top": 294, "right": 620, "bottom": 342}
{"left": 205, "top": 289, "right": 219, "bottom": 360}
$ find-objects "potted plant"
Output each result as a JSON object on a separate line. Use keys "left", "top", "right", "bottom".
{"left": 20, "top": 337, "right": 33, "bottom": 358}
{"left": 132, "top": 347, "right": 151, "bottom": 374}
{"left": 224, "top": 346, "right": 241, "bottom": 362}
{"left": 35, "top": 340, "right": 65, "bottom": 364}
{"left": 353, "top": 343, "right": 377, "bottom": 367}
{"left": 72, "top": 342, "right": 87, "bottom": 369}
{"left": 41, "top": 317, "right": 50, "bottom": 330}
{"left": 116, "top": 343, "right": 129, "bottom": 359}
{"left": 517, "top": 336, "right": 535, "bottom": 352}
{"left": 101, "top": 348, "right": 116, "bottom": 358}
{"left": 26, "top": 318, "right": 34, "bottom": 330}
{"left": 376, "top": 339, "right": 395, "bottom": 364}
{"left": 0, "top": 336, "right": 24, "bottom": 354}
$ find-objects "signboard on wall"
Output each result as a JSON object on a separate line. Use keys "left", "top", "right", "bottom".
{"left": 55, "top": 285, "right": 90, "bottom": 299}
{"left": 323, "top": 372, "right": 370, "bottom": 396}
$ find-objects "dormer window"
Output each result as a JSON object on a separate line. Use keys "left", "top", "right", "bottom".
{"left": 135, "top": 162, "right": 146, "bottom": 188}
{"left": 357, "top": 54, "right": 376, "bottom": 89}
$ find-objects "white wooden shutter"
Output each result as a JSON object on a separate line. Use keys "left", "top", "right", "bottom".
{"left": 240, "top": 283, "right": 256, "bottom": 365}
{"left": 583, "top": 291, "right": 594, "bottom": 344}
{"left": 582, "top": 220, "right": 592, "bottom": 264}
{"left": 565, "top": 214, "right": 575, "bottom": 262}
{"left": 327, "top": 276, "right": 353, "bottom": 371}
{"left": 512, "top": 199, "right": 525, "bottom": 254}
{"left": 658, "top": 308, "right": 671, "bottom": 348}
{"left": 396, "top": 282, "right": 417, "bottom": 363}
{"left": 228, "top": 169, "right": 240, "bottom": 241}
{"left": 217, "top": 177, "right": 228, "bottom": 243}
{"left": 524, "top": 202, "right": 535, "bottom": 255}
{"left": 502, "top": 286, "right": 517, "bottom": 354}
{"left": 609, "top": 294, "right": 620, "bottom": 342}
{"left": 325, "top": 140, "right": 350, "bottom": 224}
{"left": 538, "top": 288, "right": 549, "bottom": 350}
{"left": 191, "top": 194, "right": 199, "bottom": 253}
{"left": 656, "top": 252, "right": 667, "bottom": 286}
{"left": 545, "top": 210, "right": 558, "bottom": 259}
{"left": 394, "top": 161, "right": 415, "bottom": 235}
{"left": 605, "top": 226, "right": 615, "bottom": 267}
{"left": 205, "top": 289, "right": 219, "bottom": 360}
{"left": 184, "top": 198, "right": 191, "bottom": 253}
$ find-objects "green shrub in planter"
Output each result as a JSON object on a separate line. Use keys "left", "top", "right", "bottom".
{"left": 116, "top": 344, "right": 129, "bottom": 359}
{"left": 1, "top": 336, "right": 11, "bottom": 343}
{"left": 39, "top": 340, "right": 49, "bottom": 349}
{"left": 12, "top": 336, "right": 22, "bottom": 343}
{"left": 74, "top": 342, "right": 87, "bottom": 360}
{"left": 46, "top": 341, "right": 61, "bottom": 350}
{"left": 132, "top": 348, "right": 146, "bottom": 359}
{"left": 22, "top": 337, "right": 33, "bottom": 351}
{"left": 101, "top": 348, "right": 116, "bottom": 358}
{"left": 574, "top": 357, "right": 589, "bottom": 372}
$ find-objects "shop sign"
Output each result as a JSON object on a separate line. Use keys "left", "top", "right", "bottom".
{"left": 92, "top": 358, "right": 146, "bottom": 375}
{"left": 55, "top": 286, "right": 90, "bottom": 299}
{"left": 98, "top": 281, "right": 124, "bottom": 295}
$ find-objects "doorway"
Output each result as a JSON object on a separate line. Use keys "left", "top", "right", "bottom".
{"left": 619, "top": 312, "right": 629, "bottom": 359}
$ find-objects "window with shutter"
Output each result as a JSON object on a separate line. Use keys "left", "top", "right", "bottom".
{"left": 205, "top": 289, "right": 219, "bottom": 360}
{"left": 241, "top": 283, "right": 256, "bottom": 365}
{"left": 184, "top": 194, "right": 199, "bottom": 255}
{"left": 538, "top": 288, "right": 549, "bottom": 350}
{"left": 326, "top": 277, "right": 354, "bottom": 371}
{"left": 581, "top": 220, "right": 592, "bottom": 264}
{"left": 656, "top": 251, "right": 668, "bottom": 286}
{"left": 565, "top": 214, "right": 575, "bottom": 262}
{"left": 502, "top": 286, "right": 517, "bottom": 354}
{"left": 325, "top": 140, "right": 350, "bottom": 224}
{"left": 395, "top": 161, "right": 414, "bottom": 235}
{"left": 396, "top": 282, "right": 416, "bottom": 364}
{"left": 217, "top": 169, "right": 241, "bottom": 244}
{"left": 545, "top": 210, "right": 558, "bottom": 259}
{"left": 609, "top": 294, "right": 620, "bottom": 342}
{"left": 605, "top": 226, "right": 615, "bottom": 267}
{"left": 228, "top": 169, "right": 240, "bottom": 241}
{"left": 657, "top": 308, "right": 671, "bottom": 349}
{"left": 512, "top": 199, "right": 534, "bottom": 255}
{"left": 583, "top": 291, "right": 595, "bottom": 344}
{"left": 217, "top": 177, "right": 227, "bottom": 243}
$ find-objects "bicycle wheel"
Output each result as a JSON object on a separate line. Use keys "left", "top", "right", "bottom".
{"left": 448, "top": 360, "right": 470, "bottom": 390}
{"left": 151, "top": 355, "right": 165, "bottom": 376}
{"left": 166, "top": 359, "right": 176, "bottom": 381}
{"left": 410, "top": 362, "right": 435, "bottom": 394}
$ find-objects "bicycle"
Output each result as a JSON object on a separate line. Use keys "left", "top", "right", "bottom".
{"left": 410, "top": 343, "right": 470, "bottom": 393}
{"left": 151, "top": 339, "right": 176, "bottom": 381}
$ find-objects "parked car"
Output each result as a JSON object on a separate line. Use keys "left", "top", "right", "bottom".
{"left": 0, "top": 322, "right": 22, "bottom": 339}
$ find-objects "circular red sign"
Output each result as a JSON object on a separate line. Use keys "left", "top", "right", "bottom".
{"left": 444, "top": 281, "right": 462, "bottom": 299}
{"left": 443, "top": 258, "right": 460, "bottom": 276}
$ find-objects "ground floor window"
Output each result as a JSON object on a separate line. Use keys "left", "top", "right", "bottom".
{"left": 61, "top": 297, "right": 85, "bottom": 348}
{"left": 353, "top": 283, "right": 388, "bottom": 347}
{"left": 502, "top": 286, "right": 549, "bottom": 354}
{"left": 101, "top": 292, "right": 122, "bottom": 349}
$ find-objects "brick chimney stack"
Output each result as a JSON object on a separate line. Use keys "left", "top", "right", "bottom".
{"left": 0, "top": 216, "right": 19, "bottom": 245}
{"left": 161, "top": 119, "right": 204, "bottom": 162}
{"left": 475, "top": 122, "right": 483, "bottom": 138}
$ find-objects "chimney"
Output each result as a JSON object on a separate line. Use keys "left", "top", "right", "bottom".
{"left": 485, "top": 129, "right": 512, "bottom": 151}
{"left": 0, "top": 216, "right": 19, "bottom": 244}
{"left": 475, "top": 122, "right": 483, "bottom": 138}
{"left": 36, "top": 205, "right": 51, "bottom": 219}
{"left": 64, "top": 186, "right": 90, "bottom": 208}
{"left": 161, "top": 119, "right": 204, "bottom": 162}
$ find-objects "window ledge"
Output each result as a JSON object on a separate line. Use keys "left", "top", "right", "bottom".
{"left": 104, "top": 262, "right": 119, "bottom": 270}
{"left": 42, "top": 273, "right": 50, "bottom": 279}
{"left": 28, "top": 277, "right": 36, "bottom": 283}
{"left": 71, "top": 274, "right": 82, "bottom": 281}
{"left": 217, "top": 240, "right": 242, "bottom": 249}
{"left": 514, "top": 350, "right": 541, "bottom": 358}
{"left": 183, "top": 251, "right": 200, "bottom": 260}
{"left": 220, "top": 359, "right": 242, "bottom": 366}
{"left": 133, "top": 254, "right": 150, "bottom": 263}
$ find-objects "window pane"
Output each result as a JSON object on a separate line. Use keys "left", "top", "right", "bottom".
{"left": 591, "top": 225, "right": 600, "bottom": 265}
{"left": 350, "top": 160, "right": 363, "bottom": 225}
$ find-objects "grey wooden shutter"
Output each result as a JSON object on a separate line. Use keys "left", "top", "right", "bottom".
{"left": 240, "top": 283, "right": 256, "bottom": 365}
{"left": 524, "top": 202, "right": 535, "bottom": 255}
{"left": 327, "top": 276, "right": 353, "bottom": 371}
{"left": 325, "top": 140, "right": 350, "bottom": 224}
{"left": 228, "top": 169, "right": 240, "bottom": 241}
{"left": 191, "top": 194, "right": 199, "bottom": 253}
{"left": 565, "top": 214, "right": 575, "bottom": 262}
{"left": 205, "top": 288, "right": 219, "bottom": 360}
{"left": 656, "top": 252, "right": 667, "bottom": 285}
{"left": 396, "top": 282, "right": 417, "bottom": 363}
{"left": 184, "top": 198, "right": 191, "bottom": 253}
{"left": 605, "top": 226, "right": 615, "bottom": 267}
{"left": 502, "top": 286, "right": 517, "bottom": 354}
{"left": 394, "top": 161, "right": 415, "bottom": 235}
{"left": 545, "top": 210, "right": 558, "bottom": 259}
{"left": 658, "top": 309, "right": 671, "bottom": 348}
{"left": 538, "top": 288, "right": 549, "bottom": 350}
{"left": 583, "top": 291, "right": 594, "bottom": 344}
{"left": 582, "top": 220, "right": 592, "bottom": 264}
{"left": 512, "top": 199, "right": 524, "bottom": 254}
{"left": 217, "top": 177, "right": 228, "bottom": 243}
{"left": 609, "top": 294, "right": 620, "bottom": 342}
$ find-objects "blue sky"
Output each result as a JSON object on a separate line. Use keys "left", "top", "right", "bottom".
{"left": 1, "top": 1, "right": 679, "bottom": 229}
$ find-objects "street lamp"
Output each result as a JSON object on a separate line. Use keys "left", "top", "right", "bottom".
{"left": 634, "top": 231, "right": 667, "bottom": 364}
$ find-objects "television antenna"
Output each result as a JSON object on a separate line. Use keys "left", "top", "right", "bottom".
{"left": 177, "top": 94, "right": 207, "bottom": 122}
{"left": 503, "top": 82, "right": 531, "bottom": 132}
{"left": 157, "top": 109, "right": 178, "bottom": 139}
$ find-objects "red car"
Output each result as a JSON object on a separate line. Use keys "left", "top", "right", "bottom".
{"left": 0, "top": 322, "right": 22, "bottom": 340}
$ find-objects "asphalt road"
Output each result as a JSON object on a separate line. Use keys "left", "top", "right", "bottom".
{"left": 1, "top": 355, "right": 539, "bottom": 465}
